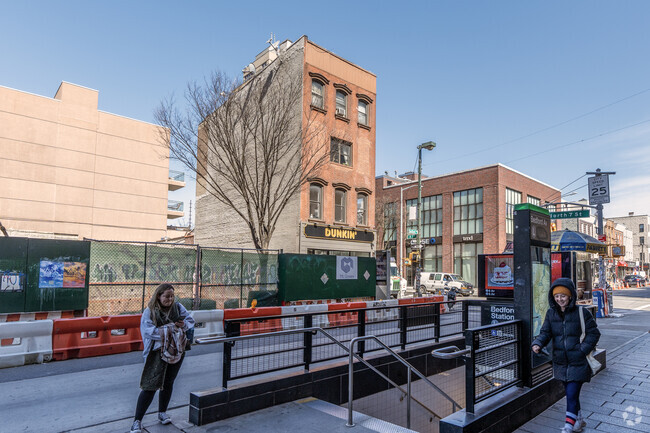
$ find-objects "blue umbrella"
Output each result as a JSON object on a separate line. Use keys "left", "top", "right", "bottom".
{"left": 551, "top": 229, "right": 606, "bottom": 254}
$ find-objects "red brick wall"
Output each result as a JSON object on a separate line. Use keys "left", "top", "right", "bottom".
{"left": 300, "top": 60, "right": 376, "bottom": 231}
{"left": 375, "top": 165, "right": 560, "bottom": 271}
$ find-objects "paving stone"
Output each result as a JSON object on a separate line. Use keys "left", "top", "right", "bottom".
{"left": 587, "top": 411, "right": 648, "bottom": 431}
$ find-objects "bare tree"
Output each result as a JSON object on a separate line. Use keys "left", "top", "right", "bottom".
{"left": 375, "top": 196, "right": 399, "bottom": 251}
{"left": 155, "top": 56, "right": 328, "bottom": 250}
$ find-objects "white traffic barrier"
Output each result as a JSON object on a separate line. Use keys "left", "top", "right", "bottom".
{"left": 0, "top": 320, "right": 53, "bottom": 368}
{"left": 191, "top": 310, "right": 225, "bottom": 340}
{"left": 280, "top": 304, "right": 330, "bottom": 329}
{"left": 365, "top": 299, "right": 399, "bottom": 322}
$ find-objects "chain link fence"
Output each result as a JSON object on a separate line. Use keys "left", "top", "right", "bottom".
{"left": 88, "top": 241, "right": 279, "bottom": 316}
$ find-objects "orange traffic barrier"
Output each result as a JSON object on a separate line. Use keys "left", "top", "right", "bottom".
{"left": 52, "top": 315, "right": 143, "bottom": 361}
{"left": 223, "top": 307, "right": 283, "bottom": 336}
{"left": 327, "top": 302, "right": 365, "bottom": 327}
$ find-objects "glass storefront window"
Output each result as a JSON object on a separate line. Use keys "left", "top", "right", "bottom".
{"left": 454, "top": 242, "right": 483, "bottom": 286}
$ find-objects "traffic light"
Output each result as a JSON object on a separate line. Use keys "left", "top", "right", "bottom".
{"left": 409, "top": 252, "right": 420, "bottom": 263}
{"left": 551, "top": 222, "right": 557, "bottom": 232}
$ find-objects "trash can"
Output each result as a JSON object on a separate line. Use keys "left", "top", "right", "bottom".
{"left": 592, "top": 289, "right": 606, "bottom": 318}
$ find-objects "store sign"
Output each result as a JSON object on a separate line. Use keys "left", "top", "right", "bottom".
{"left": 453, "top": 233, "right": 484, "bottom": 243}
{"left": 612, "top": 246, "right": 625, "bottom": 257}
{"left": 304, "top": 224, "right": 374, "bottom": 243}
{"left": 530, "top": 213, "right": 551, "bottom": 243}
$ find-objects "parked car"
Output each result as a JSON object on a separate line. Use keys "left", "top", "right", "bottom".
{"left": 624, "top": 274, "right": 646, "bottom": 287}
{"left": 419, "top": 272, "right": 474, "bottom": 296}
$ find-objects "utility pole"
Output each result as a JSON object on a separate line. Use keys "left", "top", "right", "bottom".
{"left": 586, "top": 168, "right": 616, "bottom": 293}
{"left": 416, "top": 141, "right": 436, "bottom": 295}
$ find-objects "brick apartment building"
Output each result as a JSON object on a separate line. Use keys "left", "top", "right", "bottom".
{"left": 376, "top": 164, "right": 560, "bottom": 286}
{"left": 195, "top": 36, "right": 376, "bottom": 256}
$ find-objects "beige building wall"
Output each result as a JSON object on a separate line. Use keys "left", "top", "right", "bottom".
{"left": 0, "top": 82, "right": 178, "bottom": 241}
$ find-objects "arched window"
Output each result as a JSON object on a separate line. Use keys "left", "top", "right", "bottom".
{"left": 311, "top": 80, "right": 324, "bottom": 109}
{"left": 335, "top": 90, "right": 347, "bottom": 117}
{"left": 335, "top": 189, "right": 347, "bottom": 223}
{"left": 358, "top": 100, "right": 369, "bottom": 126}
{"left": 357, "top": 193, "right": 368, "bottom": 225}
{"left": 309, "top": 183, "right": 323, "bottom": 219}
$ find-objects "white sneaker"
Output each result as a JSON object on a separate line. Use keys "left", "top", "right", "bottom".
{"left": 158, "top": 412, "right": 172, "bottom": 425}
{"left": 130, "top": 419, "right": 142, "bottom": 433}
{"left": 561, "top": 427, "right": 573, "bottom": 433}
{"left": 573, "top": 418, "right": 586, "bottom": 432}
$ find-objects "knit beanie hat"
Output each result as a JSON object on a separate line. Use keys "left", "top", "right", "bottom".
{"left": 552, "top": 285, "right": 572, "bottom": 298}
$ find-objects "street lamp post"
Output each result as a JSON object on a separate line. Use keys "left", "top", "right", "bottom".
{"left": 415, "top": 141, "right": 436, "bottom": 295}
{"left": 400, "top": 184, "right": 418, "bottom": 279}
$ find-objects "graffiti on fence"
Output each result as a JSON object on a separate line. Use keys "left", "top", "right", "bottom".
{"left": 201, "top": 261, "right": 278, "bottom": 286}
{"left": 90, "top": 243, "right": 277, "bottom": 287}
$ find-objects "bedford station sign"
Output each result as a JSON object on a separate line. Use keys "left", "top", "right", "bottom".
{"left": 304, "top": 224, "right": 374, "bottom": 243}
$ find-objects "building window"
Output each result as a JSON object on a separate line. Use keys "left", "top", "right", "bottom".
{"left": 357, "top": 193, "right": 368, "bottom": 226}
{"left": 358, "top": 100, "right": 368, "bottom": 126}
{"left": 640, "top": 224, "right": 645, "bottom": 233}
{"left": 641, "top": 236, "right": 645, "bottom": 245}
{"left": 330, "top": 138, "right": 352, "bottom": 166}
{"left": 311, "top": 80, "right": 324, "bottom": 109}
{"left": 423, "top": 244, "right": 443, "bottom": 273}
{"left": 335, "top": 189, "right": 347, "bottom": 223}
{"left": 506, "top": 188, "right": 522, "bottom": 235}
{"left": 309, "top": 184, "right": 323, "bottom": 219}
{"left": 454, "top": 242, "right": 483, "bottom": 287}
{"left": 453, "top": 188, "right": 483, "bottom": 235}
{"left": 335, "top": 90, "right": 347, "bottom": 117}
{"left": 527, "top": 195, "right": 541, "bottom": 206}
{"left": 406, "top": 195, "right": 443, "bottom": 238}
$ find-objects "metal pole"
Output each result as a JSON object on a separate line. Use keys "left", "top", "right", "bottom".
{"left": 347, "top": 341, "right": 355, "bottom": 427}
{"left": 400, "top": 187, "right": 404, "bottom": 280}
{"left": 406, "top": 367, "right": 412, "bottom": 429}
{"left": 416, "top": 147, "right": 423, "bottom": 296}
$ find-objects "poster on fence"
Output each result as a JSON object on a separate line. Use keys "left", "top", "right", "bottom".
{"left": 38, "top": 260, "right": 87, "bottom": 288}
{"left": 1, "top": 273, "right": 23, "bottom": 292}
{"left": 39, "top": 260, "right": 64, "bottom": 288}
{"left": 336, "top": 256, "right": 358, "bottom": 280}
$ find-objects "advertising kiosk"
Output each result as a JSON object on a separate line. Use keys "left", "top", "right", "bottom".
{"left": 513, "top": 203, "right": 552, "bottom": 387}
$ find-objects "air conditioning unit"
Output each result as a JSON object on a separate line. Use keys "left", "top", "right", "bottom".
{"left": 335, "top": 107, "right": 346, "bottom": 116}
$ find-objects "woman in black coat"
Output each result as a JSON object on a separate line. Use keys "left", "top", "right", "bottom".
{"left": 532, "top": 277, "right": 600, "bottom": 433}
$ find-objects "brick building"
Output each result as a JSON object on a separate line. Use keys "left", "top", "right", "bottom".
{"left": 609, "top": 213, "right": 650, "bottom": 274}
{"left": 195, "top": 36, "right": 376, "bottom": 256}
{"left": 375, "top": 164, "right": 560, "bottom": 286}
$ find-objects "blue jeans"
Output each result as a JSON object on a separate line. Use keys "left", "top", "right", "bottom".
{"left": 564, "top": 381, "right": 583, "bottom": 415}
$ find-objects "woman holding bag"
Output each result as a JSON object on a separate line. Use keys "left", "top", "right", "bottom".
{"left": 532, "top": 278, "right": 600, "bottom": 433}
{"left": 130, "top": 283, "right": 195, "bottom": 433}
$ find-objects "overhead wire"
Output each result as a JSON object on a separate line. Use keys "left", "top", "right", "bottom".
{"left": 424, "top": 86, "right": 650, "bottom": 167}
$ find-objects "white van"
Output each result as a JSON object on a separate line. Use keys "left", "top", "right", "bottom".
{"left": 419, "top": 272, "right": 474, "bottom": 296}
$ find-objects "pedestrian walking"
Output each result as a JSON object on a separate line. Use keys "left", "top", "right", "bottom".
{"left": 532, "top": 277, "right": 600, "bottom": 433}
{"left": 130, "top": 283, "right": 195, "bottom": 433}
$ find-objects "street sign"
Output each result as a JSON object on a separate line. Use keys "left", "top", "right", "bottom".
{"left": 407, "top": 234, "right": 416, "bottom": 239}
{"left": 598, "top": 234, "right": 607, "bottom": 242}
{"left": 549, "top": 210, "right": 590, "bottom": 219}
{"left": 588, "top": 175, "right": 610, "bottom": 205}
{"left": 408, "top": 229, "right": 418, "bottom": 235}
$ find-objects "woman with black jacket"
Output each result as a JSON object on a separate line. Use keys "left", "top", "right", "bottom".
{"left": 532, "top": 277, "right": 600, "bottom": 433}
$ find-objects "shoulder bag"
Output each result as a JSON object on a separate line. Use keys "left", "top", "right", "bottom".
{"left": 579, "top": 306, "right": 602, "bottom": 375}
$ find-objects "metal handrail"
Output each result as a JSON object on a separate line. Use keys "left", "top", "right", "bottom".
{"left": 347, "top": 335, "right": 462, "bottom": 429}
{"left": 197, "top": 327, "right": 461, "bottom": 427}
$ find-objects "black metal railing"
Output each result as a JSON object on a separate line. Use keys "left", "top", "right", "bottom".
{"left": 198, "top": 300, "right": 481, "bottom": 388}
{"left": 464, "top": 320, "right": 522, "bottom": 413}
{"left": 167, "top": 200, "right": 184, "bottom": 212}
{"left": 168, "top": 170, "right": 185, "bottom": 182}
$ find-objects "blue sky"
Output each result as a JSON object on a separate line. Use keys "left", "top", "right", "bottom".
{"left": 2, "top": 1, "right": 649, "bottom": 225}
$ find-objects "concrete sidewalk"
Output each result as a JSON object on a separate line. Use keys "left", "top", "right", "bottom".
{"left": 516, "top": 331, "right": 650, "bottom": 433}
